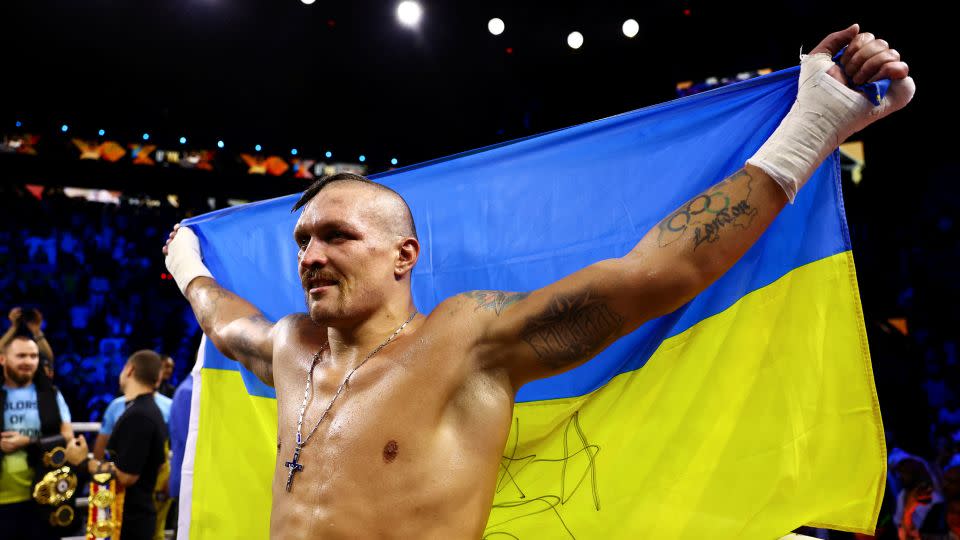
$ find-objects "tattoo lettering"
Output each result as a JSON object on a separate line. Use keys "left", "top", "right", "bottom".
{"left": 520, "top": 291, "right": 623, "bottom": 369}
{"left": 463, "top": 290, "right": 530, "bottom": 316}
{"left": 656, "top": 169, "right": 758, "bottom": 250}
{"left": 691, "top": 200, "right": 757, "bottom": 249}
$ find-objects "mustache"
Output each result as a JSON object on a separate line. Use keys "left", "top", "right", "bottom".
{"left": 301, "top": 267, "right": 340, "bottom": 288}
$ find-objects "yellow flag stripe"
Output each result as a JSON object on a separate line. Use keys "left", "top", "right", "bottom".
{"left": 190, "top": 251, "right": 883, "bottom": 540}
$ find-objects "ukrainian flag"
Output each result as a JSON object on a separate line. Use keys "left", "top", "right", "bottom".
{"left": 179, "top": 64, "right": 884, "bottom": 539}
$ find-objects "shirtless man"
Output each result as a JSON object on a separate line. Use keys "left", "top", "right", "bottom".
{"left": 163, "top": 25, "right": 913, "bottom": 539}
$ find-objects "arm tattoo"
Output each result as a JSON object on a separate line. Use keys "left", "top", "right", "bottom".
{"left": 233, "top": 314, "right": 271, "bottom": 359}
{"left": 520, "top": 291, "right": 624, "bottom": 369}
{"left": 656, "top": 168, "right": 759, "bottom": 250}
{"left": 189, "top": 282, "right": 231, "bottom": 331}
{"left": 463, "top": 290, "right": 530, "bottom": 316}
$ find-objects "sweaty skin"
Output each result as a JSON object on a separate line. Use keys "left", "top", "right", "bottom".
{"left": 166, "top": 26, "right": 910, "bottom": 540}
{"left": 268, "top": 309, "right": 514, "bottom": 539}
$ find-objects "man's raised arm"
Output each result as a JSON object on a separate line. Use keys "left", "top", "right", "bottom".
{"left": 467, "top": 25, "right": 914, "bottom": 390}
{"left": 163, "top": 225, "right": 277, "bottom": 386}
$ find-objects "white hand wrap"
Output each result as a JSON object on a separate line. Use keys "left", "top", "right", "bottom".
{"left": 747, "top": 52, "right": 915, "bottom": 202}
{"left": 164, "top": 226, "right": 214, "bottom": 295}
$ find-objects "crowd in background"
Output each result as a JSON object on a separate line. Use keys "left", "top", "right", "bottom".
{"left": 0, "top": 184, "right": 200, "bottom": 422}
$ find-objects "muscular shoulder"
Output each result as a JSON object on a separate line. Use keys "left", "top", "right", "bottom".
{"left": 434, "top": 290, "right": 530, "bottom": 317}
{"left": 272, "top": 313, "right": 325, "bottom": 354}
{"left": 275, "top": 313, "right": 316, "bottom": 333}
{"left": 429, "top": 290, "right": 530, "bottom": 345}
{"left": 454, "top": 290, "right": 530, "bottom": 317}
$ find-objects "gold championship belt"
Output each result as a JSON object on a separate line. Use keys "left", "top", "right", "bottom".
{"left": 50, "top": 504, "right": 75, "bottom": 527}
{"left": 32, "top": 437, "right": 80, "bottom": 529}
{"left": 87, "top": 472, "right": 125, "bottom": 540}
{"left": 43, "top": 445, "right": 68, "bottom": 468}
{"left": 33, "top": 466, "right": 78, "bottom": 506}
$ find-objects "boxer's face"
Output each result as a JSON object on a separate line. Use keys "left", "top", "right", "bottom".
{"left": 295, "top": 182, "right": 410, "bottom": 325}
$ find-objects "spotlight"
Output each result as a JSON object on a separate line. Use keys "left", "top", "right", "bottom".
{"left": 396, "top": 1, "right": 422, "bottom": 27}
{"left": 301, "top": 0, "right": 315, "bottom": 4}
{"left": 291, "top": 148, "right": 298, "bottom": 156}
{"left": 217, "top": 140, "right": 224, "bottom": 149}
{"left": 143, "top": 133, "right": 150, "bottom": 141}
{"left": 325, "top": 151, "right": 333, "bottom": 159}
{"left": 179, "top": 136, "right": 187, "bottom": 145}
{"left": 61, "top": 124, "right": 69, "bottom": 133}
{"left": 391, "top": 158, "right": 398, "bottom": 165}
{"left": 359, "top": 155, "right": 366, "bottom": 163}
{"left": 567, "top": 31, "right": 584, "bottom": 50}
{"left": 622, "top": 19, "right": 639, "bottom": 38}
{"left": 488, "top": 18, "right": 505, "bottom": 36}
{"left": 98, "top": 129, "right": 106, "bottom": 137}
{"left": 255, "top": 144, "right": 262, "bottom": 152}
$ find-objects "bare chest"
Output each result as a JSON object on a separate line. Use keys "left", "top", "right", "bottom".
{"left": 271, "top": 338, "right": 479, "bottom": 491}
{"left": 266, "top": 327, "right": 515, "bottom": 538}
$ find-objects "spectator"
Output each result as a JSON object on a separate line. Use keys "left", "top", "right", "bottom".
{"left": 889, "top": 448, "right": 950, "bottom": 539}
{"left": 157, "top": 355, "right": 176, "bottom": 398}
{"left": 1, "top": 307, "right": 54, "bottom": 364}
{"left": 0, "top": 336, "right": 74, "bottom": 540}
{"left": 75, "top": 350, "right": 167, "bottom": 540}
{"left": 91, "top": 357, "right": 175, "bottom": 540}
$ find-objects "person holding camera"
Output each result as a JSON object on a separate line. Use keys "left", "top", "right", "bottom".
{"left": 1, "top": 307, "right": 55, "bottom": 366}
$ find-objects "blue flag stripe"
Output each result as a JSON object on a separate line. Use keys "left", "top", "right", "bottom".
{"left": 186, "top": 64, "right": 848, "bottom": 403}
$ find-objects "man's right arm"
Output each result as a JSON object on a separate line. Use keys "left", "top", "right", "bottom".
{"left": 185, "top": 277, "right": 276, "bottom": 386}
{"left": 164, "top": 225, "right": 276, "bottom": 386}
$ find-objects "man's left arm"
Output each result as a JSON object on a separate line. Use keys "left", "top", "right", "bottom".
{"left": 469, "top": 26, "right": 913, "bottom": 390}
{"left": 470, "top": 164, "right": 786, "bottom": 388}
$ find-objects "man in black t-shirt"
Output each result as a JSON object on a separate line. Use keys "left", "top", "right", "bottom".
{"left": 72, "top": 350, "right": 167, "bottom": 540}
